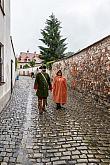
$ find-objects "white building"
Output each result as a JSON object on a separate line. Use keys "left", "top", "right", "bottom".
{"left": 17, "top": 51, "right": 43, "bottom": 76}
{"left": 0, "top": 0, "right": 16, "bottom": 112}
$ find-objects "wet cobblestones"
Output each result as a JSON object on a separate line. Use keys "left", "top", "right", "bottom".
{"left": 0, "top": 77, "right": 110, "bottom": 165}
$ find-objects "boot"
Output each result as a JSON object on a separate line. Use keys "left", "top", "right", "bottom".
{"left": 38, "top": 99, "right": 43, "bottom": 114}
{"left": 42, "top": 99, "right": 47, "bottom": 111}
{"left": 56, "top": 103, "right": 61, "bottom": 110}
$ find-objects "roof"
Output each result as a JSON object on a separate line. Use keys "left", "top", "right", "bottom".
{"left": 18, "top": 51, "right": 43, "bottom": 63}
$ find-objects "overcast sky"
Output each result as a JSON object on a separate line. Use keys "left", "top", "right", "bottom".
{"left": 11, "top": 0, "right": 110, "bottom": 56}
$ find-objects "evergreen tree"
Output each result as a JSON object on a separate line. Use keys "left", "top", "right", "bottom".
{"left": 23, "top": 64, "right": 29, "bottom": 69}
{"left": 29, "top": 60, "right": 36, "bottom": 72}
{"left": 39, "top": 14, "right": 67, "bottom": 62}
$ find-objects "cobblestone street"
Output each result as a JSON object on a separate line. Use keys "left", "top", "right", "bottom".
{"left": 0, "top": 76, "right": 110, "bottom": 165}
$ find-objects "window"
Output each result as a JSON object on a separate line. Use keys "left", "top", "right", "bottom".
{"left": 0, "top": 44, "right": 4, "bottom": 83}
{"left": 0, "top": 0, "right": 5, "bottom": 15}
{"left": 18, "top": 56, "right": 21, "bottom": 61}
{"left": 20, "top": 65, "right": 22, "bottom": 69}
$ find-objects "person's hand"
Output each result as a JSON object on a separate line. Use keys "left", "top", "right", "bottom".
{"left": 49, "top": 86, "right": 52, "bottom": 92}
{"left": 34, "top": 84, "right": 38, "bottom": 90}
{"left": 50, "top": 89, "right": 52, "bottom": 92}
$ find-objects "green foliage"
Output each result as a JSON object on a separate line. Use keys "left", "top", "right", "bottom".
{"left": 29, "top": 60, "right": 36, "bottom": 71}
{"left": 39, "top": 13, "right": 67, "bottom": 63}
{"left": 29, "top": 60, "right": 36, "bottom": 68}
{"left": 46, "top": 60, "right": 55, "bottom": 70}
{"left": 23, "top": 64, "right": 29, "bottom": 69}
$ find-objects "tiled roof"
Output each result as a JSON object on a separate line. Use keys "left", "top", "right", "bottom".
{"left": 18, "top": 51, "right": 43, "bottom": 63}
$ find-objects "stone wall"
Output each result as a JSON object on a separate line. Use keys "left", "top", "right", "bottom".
{"left": 52, "top": 35, "right": 110, "bottom": 108}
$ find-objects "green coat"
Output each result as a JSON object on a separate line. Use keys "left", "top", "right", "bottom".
{"left": 34, "top": 72, "right": 51, "bottom": 98}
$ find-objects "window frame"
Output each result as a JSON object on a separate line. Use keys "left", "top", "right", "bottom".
{"left": 20, "top": 65, "right": 22, "bottom": 69}
{"left": 0, "top": 43, "right": 4, "bottom": 85}
{"left": 0, "top": 0, "right": 5, "bottom": 15}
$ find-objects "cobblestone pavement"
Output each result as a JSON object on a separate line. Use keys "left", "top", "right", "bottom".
{"left": 0, "top": 77, "right": 110, "bottom": 165}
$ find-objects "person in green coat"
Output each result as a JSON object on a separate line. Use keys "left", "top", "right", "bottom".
{"left": 34, "top": 65, "right": 52, "bottom": 114}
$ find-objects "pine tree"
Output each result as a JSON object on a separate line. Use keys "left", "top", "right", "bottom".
{"left": 29, "top": 60, "right": 36, "bottom": 72}
{"left": 39, "top": 14, "right": 67, "bottom": 63}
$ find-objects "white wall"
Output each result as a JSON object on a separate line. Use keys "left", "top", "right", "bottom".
{"left": 0, "top": 0, "right": 16, "bottom": 112}
{"left": 4, "top": 0, "right": 11, "bottom": 90}
{"left": 10, "top": 37, "right": 16, "bottom": 86}
{"left": 0, "top": 13, "right": 4, "bottom": 43}
{"left": 18, "top": 66, "right": 41, "bottom": 76}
